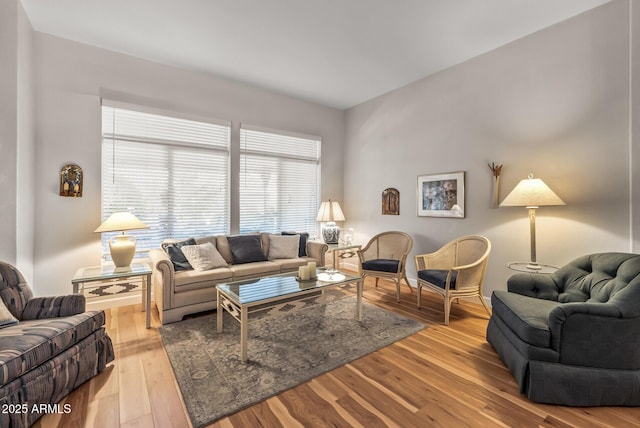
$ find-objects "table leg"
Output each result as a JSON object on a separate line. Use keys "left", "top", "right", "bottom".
{"left": 217, "top": 289, "right": 223, "bottom": 333}
{"left": 145, "top": 274, "right": 151, "bottom": 329}
{"left": 357, "top": 278, "right": 363, "bottom": 321}
{"left": 240, "top": 307, "right": 248, "bottom": 362}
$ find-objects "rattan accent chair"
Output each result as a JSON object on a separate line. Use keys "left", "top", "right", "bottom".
{"left": 415, "top": 235, "right": 491, "bottom": 325}
{"left": 357, "top": 231, "right": 413, "bottom": 302}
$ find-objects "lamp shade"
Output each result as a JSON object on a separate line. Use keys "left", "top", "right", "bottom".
{"left": 316, "top": 200, "right": 345, "bottom": 222}
{"left": 499, "top": 174, "right": 565, "bottom": 208}
{"left": 94, "top": 211, "right": 149, "bottom": 233}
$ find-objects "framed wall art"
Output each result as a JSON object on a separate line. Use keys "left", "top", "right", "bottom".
{"left": 60, "top": 164, "right": 83, "bottom": 197}
{"left": 417, "top": 171, "right": 465, "bottom": 218}
{"left": 382, "top": 188, "right": 400, "bottom": 215}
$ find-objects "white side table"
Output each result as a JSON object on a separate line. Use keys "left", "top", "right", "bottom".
{"left": 326, "top": 243, "right": 362, "bottom": 270}
{"left": 507, "top": 261, "right": 558, "bottom": 274}
{"left": 71, "top": 263, "right": 152, "bottom": 328}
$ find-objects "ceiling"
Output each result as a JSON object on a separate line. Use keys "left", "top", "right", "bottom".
{"left": 21, "top": 0, "right": 611, "bottom": 109}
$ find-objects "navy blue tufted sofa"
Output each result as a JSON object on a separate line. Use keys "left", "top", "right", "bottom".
{"left": 486, "top": 253, "right": 640, "bottom": 406}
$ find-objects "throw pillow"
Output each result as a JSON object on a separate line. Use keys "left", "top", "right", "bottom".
{"left": 227, "top": 235, "right": 267, "bottom": 264}
{"left": 268, "top": 234, "right": 300, "bottom": 260}
{"left": 161, "top": 238, "right": 197, "bottom": 271}
{"left": 0, "top": 298, "right": 19, "bottom": 329}
{"left": 181, "top": 242, "right": 228, "bottom": 271}
{"left": 282, "top": 231, "right": 309, "bottom": 257}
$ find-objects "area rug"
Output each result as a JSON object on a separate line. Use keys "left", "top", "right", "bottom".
{"left": 160, "top": 295, "right": 425, "bottom": 427}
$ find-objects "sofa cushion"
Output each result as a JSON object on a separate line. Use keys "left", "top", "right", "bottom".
{"left": 162, "top": 238, "right": 197, "bottom": 271}
{"left": 362, "top": 259, "right": 399, "bottom": 273}
{"left": 282, "top": 231, "right": 309, "bottom": 257}
{"left": 418, "top": 269, "right": 458, "bottom": 289}
{"left": 0, "top": 299, "right": 18, "bottom": 329}
{"left": 174, "top": 267, "right": 233, "bottom": 289}
{"left": 491, "top": 290, "right": 562, "bottom": 348}
{"left": 229, "top": 261, "right": 280, "bottom": 279}
{"left": 181, "top": 242, "right": 228, "bottom": 271}
{"left": 0, "top": 310, "right": 106, "bottom": 386}
{"left": 270, "top": 258, "right": 310, "bottom": 271}
{"left": 228, "top": 235, "right": 267, "bottom": 264}
{"left": 268, "top": 234, "right": 300, "bottom": 260}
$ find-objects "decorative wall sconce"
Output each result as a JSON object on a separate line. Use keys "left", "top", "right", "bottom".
{"left": 382, "top": 188, "right": 400, "bottom": 215}
{"left": 60, "top": 164, "right": 83, "bottom": 197}
{"left": 488, "top": 162, "right": 503, "bottom": 208}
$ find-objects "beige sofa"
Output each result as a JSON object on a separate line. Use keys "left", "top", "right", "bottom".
{"left": 148, "top": 233, "right": 328, "bottom": 324}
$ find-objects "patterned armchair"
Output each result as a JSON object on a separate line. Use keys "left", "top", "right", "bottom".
{"left": 0, "top": 262, "right": 115, "bottom": 427}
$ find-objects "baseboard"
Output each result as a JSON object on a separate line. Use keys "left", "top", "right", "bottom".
{"left": 86, "top": 294, "right": 149, "bottom": 311}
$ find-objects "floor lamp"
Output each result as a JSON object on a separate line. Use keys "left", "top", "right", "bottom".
{"left": 500, "top": 174, "right": 565, "bottom": 270}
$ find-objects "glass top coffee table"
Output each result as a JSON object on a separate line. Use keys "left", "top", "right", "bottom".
{"left": 216, "top": 269, "right": 363, "bottom": 362}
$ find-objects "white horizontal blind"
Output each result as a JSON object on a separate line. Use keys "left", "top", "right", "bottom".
{"left": 240, "top": 125, "right": 320, "bottom": 235}
{"left": 101, "top": 105, "right": 230, "bottom": 257}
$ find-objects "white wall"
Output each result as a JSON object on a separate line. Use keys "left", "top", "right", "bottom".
{"left": 32, "top": 33, "right": 344, "bottom": 295}
{"left": 344, "top": 0, "right": 632, "bottom": 299}
{"left": 16, "top": 0, "right": 35, "bottom": 283}
{"left": 0, "top": 0, "right": 35, "bottom": 282}
{"left": 0, "top": 0, "right": 19, "bottom": 266}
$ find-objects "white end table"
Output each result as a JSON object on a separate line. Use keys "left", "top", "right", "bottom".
{"left": 326, "top": 243, "right": 362, "bottom": 270}
{"left": 71, "top": 263, "right": 152, "bottom": 328}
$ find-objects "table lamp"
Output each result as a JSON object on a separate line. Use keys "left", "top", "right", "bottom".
{"left": 95, "top": 211, "right": 149, "bottom": 270}
{"left": 316, "top": 199, "right": 345, "bottom": 244}
{"left": 500, "top": 174, "right": 565, "bottom": 270}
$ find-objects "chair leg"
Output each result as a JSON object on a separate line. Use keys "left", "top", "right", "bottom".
{"left": 375, "top": 278, "right": 379, "bottom": 288}
{"left": 403, "top": 274, "right": 413, "bottom": 293}
{"left": 478, "top": 295, "right": 492, "bottom": 317}
{"left": 444, "top": 297, "right": 452, "bottom": 326}
{"left": 417, "top": 283, "right": 422, "bottom": 308}
{"left": 395, "top": 279, "right": 401, "bottom": 303}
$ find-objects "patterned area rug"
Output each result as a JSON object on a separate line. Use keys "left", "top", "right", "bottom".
{"left": 160, "top": 295, "right": 425, "bottom": 427}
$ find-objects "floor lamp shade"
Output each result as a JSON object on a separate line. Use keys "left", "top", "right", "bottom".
{"left": 95, "top": 212, "right": 149, "bottom": 269}
{"left": 500, "top": 174, "right": 565, "bottom": 269}
{"left": 316, "top": 200, "right": 345, "bottom": 244}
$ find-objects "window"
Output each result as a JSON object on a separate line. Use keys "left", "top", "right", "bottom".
{"left": 101, "top": 103, "right": 230, "bottom": 257}
{"left": 239, "top": 125, "right": 320, "bottom": 235}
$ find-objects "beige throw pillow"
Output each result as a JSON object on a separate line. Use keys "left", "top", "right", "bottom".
{"left": 268, "top": 234, "right": 300, "bottom": 260}
{"left": 181, "top": 242, "right": 228, "bottom": 271}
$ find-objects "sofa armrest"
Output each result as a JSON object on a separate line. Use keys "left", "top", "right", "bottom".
{"left": 149, "top": 248, "right": 175, "bottom": 312}
{"left": 507, "top": 273, "right": 559, "bottom": 301}
{"left": 21, "top": 295, "right": 86, "bottom": 320}
{"left": 548, "top": 302, "right": 640, "bottom": 369}
{"left": 307, "top": 241, "right": 328, "bottom": 266}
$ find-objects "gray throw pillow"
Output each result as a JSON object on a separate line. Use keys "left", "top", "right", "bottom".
{"left": 181, "top": 242, "right": 228, "bottom": 271}
{"left": 228, "top": 235, "right": 266, "bottom": 264}
{"left": 268, "top": 234, "right": 300, "bottom": 260}
{"left": 282, "top": 231, "right": 309, "bottom": 257}
{"left": 161, "top": 238, "right": 197, "bottom": 271}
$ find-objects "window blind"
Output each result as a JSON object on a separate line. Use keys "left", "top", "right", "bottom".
{"left": 101, "top": 105, "right": 230, "bottom": 257}
{"left": 239, "top": 125, "right": 320, "bottom": 236}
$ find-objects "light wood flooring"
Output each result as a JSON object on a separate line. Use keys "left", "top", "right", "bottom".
{"left": 34, "top": 277, "right": 640, "bottom": 428}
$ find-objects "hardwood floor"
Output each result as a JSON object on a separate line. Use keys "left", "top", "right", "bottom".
{"left": 35, "top": 278, "right": 640, "bottom": 428}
